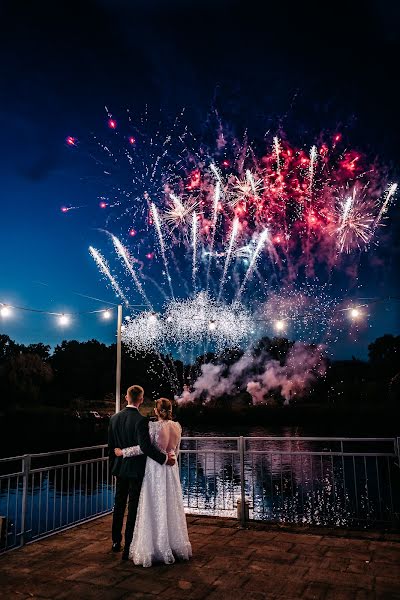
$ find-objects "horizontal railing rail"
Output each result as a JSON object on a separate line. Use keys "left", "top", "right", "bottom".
{"left": 0, "top": 436, "right": 399, "bottom": 554}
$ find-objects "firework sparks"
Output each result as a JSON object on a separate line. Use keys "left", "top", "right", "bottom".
{"left": 150, "top": 203, "right": 175, "bottom": 298}
{"left": 218, "top": 217, "right": 239, "bottom": 300}
{"left": 111, "top": 234, "right": 152, "bottom": 307}
{"left": 192, "top": 211, "right": 198, "bottom": 290}
{"left": 237, "top": 229, "right": 269, "bottom": 299}
{"left": 89, "top": 246, "right": 129, "bottom": 304}
{"left": 336, "top": 187, "right": 375, "bottom": 253}
{"left": 163, "top": 193, "right": 197, "bottom": 230}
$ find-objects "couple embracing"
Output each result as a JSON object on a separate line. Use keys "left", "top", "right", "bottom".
{"left": 108, "top": 385, "right": 192, "bottom": 567}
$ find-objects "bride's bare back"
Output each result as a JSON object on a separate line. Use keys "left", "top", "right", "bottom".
{"left": 154, "top": 420, "right": 181, "bottom": 454}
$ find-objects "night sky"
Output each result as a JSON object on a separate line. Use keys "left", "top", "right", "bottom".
{"left": 0, "top": 0, "right": 399, "bottom": 357}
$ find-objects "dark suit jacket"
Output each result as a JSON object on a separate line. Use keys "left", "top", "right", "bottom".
{"left": 108, "top": 406, "right": 166, "bottom": 479}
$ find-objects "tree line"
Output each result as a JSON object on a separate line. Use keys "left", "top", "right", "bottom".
{"left": 0, "top": 333, "right": 399, "bottom": 413}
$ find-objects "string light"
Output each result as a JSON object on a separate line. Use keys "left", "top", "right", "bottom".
{"left": 0, "top": 305, "right": 11, "bottom": 317}
{"left": 148, "top": 312, "right": 158, "bottom": 324}
{"left": 102, "top": 309, "right": 112, "bottom": 319}
{"left": 350, "top": 308, "right": 361, "bottom": 320}
{"left": 208, "top": 319, "right": 217, "bottom": 331}
{"left": 58, "top": 314, "right": 70, "bottom": 326}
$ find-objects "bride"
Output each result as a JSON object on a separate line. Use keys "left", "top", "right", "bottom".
{"left": 114, "top": 397, "right": 192, "bottom": 567}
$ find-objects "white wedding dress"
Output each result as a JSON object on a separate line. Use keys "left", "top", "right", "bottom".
{"left": 122, "top": 419, "right": 192, "bottom": 567}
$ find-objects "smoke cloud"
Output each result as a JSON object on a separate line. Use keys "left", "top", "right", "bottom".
{"left": 178, "top": 342, "right": 326, "bottom": 406}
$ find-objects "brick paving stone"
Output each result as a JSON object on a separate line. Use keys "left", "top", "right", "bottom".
{"left": 290, "top": 543, "right": 327, "bottom": 558}
{"left": 372, "top": 547, "right": 400, "bottom": 563}
{"left": 274, "top": 533, "right": 324, "bottom": 545}
{"left": 54, "top": 582, "right": 127, "bottom": 600}
{"left": 302, "top": 582, "right": 329, "bottom": 599}
{"left": 1, "top": 514, "right": 400, "bottom": 599}
{"left": 305, "top": 569, "right": 375, "bottom": 589}
{"left": 117, "top": 573, "right": 169, "bottom": 594}
{"left": 324, "top": 585, "right": 362, "bottom": 600}
{"left": 319, "top": 557, "right": 350, "bottom": 572}
{"left": 324, "top": 548, "right": 372, "bottom": 562}
{"left": 251, "top": 548, "right": 299, "bottom": 564}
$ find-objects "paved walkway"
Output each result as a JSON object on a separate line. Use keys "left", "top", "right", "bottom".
{"left": 1, "top": 515, "right": 400, "bottom": 599}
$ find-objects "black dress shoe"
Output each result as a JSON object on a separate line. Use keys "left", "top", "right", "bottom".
{"left": 112, "top": 542, "right": 122, "bottom": 552}
{"left": 121, "top": 552, "right": 129, "bottom": 561}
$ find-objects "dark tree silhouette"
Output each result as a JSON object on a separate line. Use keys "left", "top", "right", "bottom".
{"left": 368, "top": 334, "right": 400, "bottom": 378}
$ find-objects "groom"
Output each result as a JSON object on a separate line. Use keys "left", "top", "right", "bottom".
{"left": 108, "top": 385, "right": 175, "bottom": 559}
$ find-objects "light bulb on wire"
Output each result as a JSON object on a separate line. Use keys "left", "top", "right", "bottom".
{"left": 58, "top": 314, "right": 70, "bottom": 326}
{"left": 0, "top": 305, "right": 11, "bottom": 318}
{"left": 350, "top": 308, "right": 361, "bottom": 320}
{"left": 102, "top": 309, "right": 112, "bottom": 320}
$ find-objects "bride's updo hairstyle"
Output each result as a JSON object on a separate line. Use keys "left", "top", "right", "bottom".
{"left": 156, "top": 398, "right": 173, "bottom": 420}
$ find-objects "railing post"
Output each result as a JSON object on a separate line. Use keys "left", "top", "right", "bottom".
{"left": 20, "top": 454, "right": 31, "bottom": 547}
{"left": 239, "top": 436, "right": 246, "bottom": 527}
{"left": 395, "top": 437, "right": 400, "bottom": 467}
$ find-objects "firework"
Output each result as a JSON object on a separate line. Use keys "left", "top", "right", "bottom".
{"left": 237, "top": 229, "right": 269, "bottom": 299}
{"left": 70, "top": 111, "right": 396, "bottom": 371}
{"left": 218, "top": 218, "right": 239, "bottom": 300}
{"left": 89, "top": 246, "right": 129, "bottom": 305}
{"left": 111, "top": 234, "right": 151, "bottom": 307}
{"left": 150, "top": 203, "right": 175, "bottom": 298}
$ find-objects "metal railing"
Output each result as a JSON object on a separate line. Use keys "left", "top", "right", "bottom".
{"left": 1, "top": 436, "right": 399, "bottom": 553}
{"left": 179, "top": 436, "right": 400, "bottom": 528}
{"left": 0, "top": 446, "right": 114, "bottom": 553}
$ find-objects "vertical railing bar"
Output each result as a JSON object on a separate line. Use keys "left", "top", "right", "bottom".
{"left": 20, "top": 455, "right": 30, "bottom": 547}
{"left": 251, "top": 451, "right": 255, "bottom": 517}
{"left": 290, "top": 450, "right": 294, "bottom": 521}
{"left": 38, "top": 471, "right": 43, "bottom": 536}
{"left": 30, "top": 472, "right": 35, "bottom": 537}
{"left": 387, "top": 456, "right": 394, "bottom": 520}
{"left": 204, "top": 452, "right": 208, "bottom": 510}
{"left": 363, "top": 456, "right": 370, "bottom": 520}
{"left": 187, "top": 450, "right": 191, "bottom": 509}
{"left": 52, "top": 468, "right": 57, "bottom": 532}
{"left": 341, "top": 442, "right": 347, "bottom": 515}
{"left": 280, "top": 453, "right": 284, "bottom": 516}
{"left": 331, "top": 455, "right": 336, "bottom": 508}
{"left": 260, "top": 453, "right": 264, "bottom": 518}
{"left": 66, "top": 461, "right": 70, "bottom": 525}
{"left": 300, "top": 453, "right": 304, "bottom": 519}
{"left": 239, "top": 437, "right": 246, "bottom": 527}
{"left": 14, "top": 475, "right": 19, "bottom": 548}
{"left": 222, "top": 452, "right": 226, "bottom": 511}
{"left": 270, "top": 452, "right": 273, "bottom": 519}
{"left": 90, "top": 462, "right": 94, "bottom": 516}
{"left": 106, "top": 453, "right": 109, "bottom": 511}
{"left": 60, "top": 467, "right": 64, "bottom": 529}
{"left": 213, "top": 452, "right": 216, "bottom": 510}
{"left": 72, "top": 465, "right": 76, "bottom": 523}
{"left": 45, "top": 470, "right": 50, "bottom": 533}
{"left": 96, "top": 460, "right": 99, "bottom": 515}
{"left": 375, "top": 456, "right": 382, "bottom": 522}
{"left": 353, "top": 456, "right": 359, "bottom": 518}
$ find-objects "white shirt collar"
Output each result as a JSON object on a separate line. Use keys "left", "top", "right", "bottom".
{"left": 126, "top": 405, "right": 139, "bottom": 409}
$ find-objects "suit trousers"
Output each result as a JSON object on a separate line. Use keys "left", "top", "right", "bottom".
{"left": 112, "top": 475, "right": 143, "bottom": 551}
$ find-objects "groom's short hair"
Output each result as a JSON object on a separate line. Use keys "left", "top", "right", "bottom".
{"left": 127, "top": 385, "right": 144, "bottom": 404}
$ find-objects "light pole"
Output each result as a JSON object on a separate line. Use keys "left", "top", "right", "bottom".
{"left": 115, "top": 304, "right": 123, "bottom": 413}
